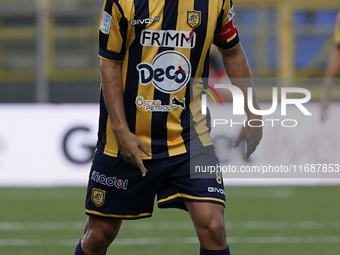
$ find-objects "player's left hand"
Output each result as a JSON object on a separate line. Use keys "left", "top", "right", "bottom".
{"left": 233, "top": 124, "right": 262, "bottom": 159}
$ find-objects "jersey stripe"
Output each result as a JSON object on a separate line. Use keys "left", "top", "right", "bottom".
{"left": 150, "top": 0, "right": 180, "bottom": 157}
{"left": 166, "top": 0, "right": 194, "bottom": 156}
{"left": 104, "top": 114, "right": 119, "bottom": 155}
{"left": 107, "top": 3, "right": 124, "bottom": 55}
{"left": 135, "top": 0, "right": 165, "bottom": 157}
{"left": 121, "top": 0, "right": 135, "bottom": 87}
{"left": 121, "top": 0, "right": 150, "bottom": 157}
{"left": 190, "top": 0, "right": 213, "bottom": 148}
{"left": 98, "top": 88, "right": 109, "bottom": 148}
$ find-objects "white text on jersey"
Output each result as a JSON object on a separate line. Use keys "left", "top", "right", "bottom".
{"left": 131, "top": 16, "right": 160, "bottom": 26}
{"left": 141, "top": 30, "right": 196, "bottom": 48}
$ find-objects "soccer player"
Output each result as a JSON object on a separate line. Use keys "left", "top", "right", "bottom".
{"left": 74, "top": 0, "right": 262, "bottom": 255}
{"left": 321, "top": 10, "right": 340, "bottom": 122}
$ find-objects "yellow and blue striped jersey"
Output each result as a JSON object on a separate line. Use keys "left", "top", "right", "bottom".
{"left": 97, "top": 0, "right": 240, "bottom": 159}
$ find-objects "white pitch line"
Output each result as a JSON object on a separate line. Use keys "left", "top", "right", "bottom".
{"left": 229, "top": 236, "right": 340, "bottom": 244}
{"left": 0, "top": 222, "right": 85, "bottom": 231}
{"left": 2, "top": 221, "right": 340, "bottom": 231}
{"left": 1, "top": 236, "right": 340, "bottom": 247}
{"left": 225, "top": 221, "right": 340, "bottom": 230}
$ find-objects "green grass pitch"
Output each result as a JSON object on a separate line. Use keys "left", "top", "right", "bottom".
{"left": 0, "top": 186, "right": 339, "bottom": 255}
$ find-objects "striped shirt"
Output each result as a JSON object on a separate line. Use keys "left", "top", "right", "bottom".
{"left": 97, "top": 0, "right": 240, "bottom": 159}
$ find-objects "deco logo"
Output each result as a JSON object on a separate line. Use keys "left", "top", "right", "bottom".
{"left": 137, "top": 50, "right": 191, "bottom": 94}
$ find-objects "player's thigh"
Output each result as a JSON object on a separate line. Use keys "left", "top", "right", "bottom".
{"left": 83, "top": 215, "right": 122, "bottom": 243}
{"left": 185, "top": 201, "right": 227, "bottom": 249}
{"left": 184, "top": 201, "right": 225, "bottom": 230}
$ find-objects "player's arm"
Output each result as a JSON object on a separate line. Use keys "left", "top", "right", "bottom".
{"left": 98, "top": 2, "right": 150, "bottom": 175}
{"left": 219, "top": 44, "right": 262, "bottom": 159}
{"left": 213, "top": 0, "right": 262, "bottom": 158}
{"left": 100, "top": 59, "right": 151, "bottom": 176}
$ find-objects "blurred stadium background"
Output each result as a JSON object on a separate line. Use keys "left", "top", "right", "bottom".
{"left": 0, "top": 0, "right": 340, "bottom": 254}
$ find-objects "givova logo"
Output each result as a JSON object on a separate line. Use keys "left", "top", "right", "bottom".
{"left": 137, "top": 51, "right": 191, "bottom": 94}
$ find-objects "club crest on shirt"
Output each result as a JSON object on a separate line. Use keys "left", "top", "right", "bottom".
{"left": 91, "top": 188, "right": 106, "bottom": 207}
{"left": 187, "top": 11, "right": 201, "bottom": 29}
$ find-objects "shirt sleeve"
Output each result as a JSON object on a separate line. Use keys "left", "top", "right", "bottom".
{"left": 98, "top": 0, "right": 128, "bottom": 61}
{"left": 335, "top": 11, "right": 340, "bottom": 49}
{"left": 213, "top": 0, "right": 240, "bottom": 50}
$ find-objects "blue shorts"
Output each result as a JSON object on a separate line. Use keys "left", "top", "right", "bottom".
{"left": 85, "top": 147, "right": 225, "bottom": 219}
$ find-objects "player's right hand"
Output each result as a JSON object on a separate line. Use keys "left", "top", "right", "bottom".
{"left": 114, "top": 130, "right": 152, "bottom": 177}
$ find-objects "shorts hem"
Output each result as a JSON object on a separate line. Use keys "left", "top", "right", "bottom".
{"left": 157, "top": 192, "right": 225, "bottom": 209}
{"left": 85, "top": 209, "right": 152, "bottom": 220}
